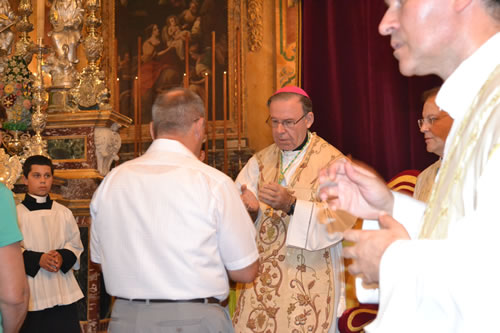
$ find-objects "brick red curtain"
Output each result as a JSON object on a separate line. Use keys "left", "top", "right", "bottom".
{"left": 302, "top": 1, "right": 442, "bottom": 180}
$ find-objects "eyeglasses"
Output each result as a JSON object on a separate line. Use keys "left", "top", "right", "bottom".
{"left": 266, "top": 113, "right": 307, "bottom": 129}
{"left": 417, "top": 116, "right": 439, "bottom": 129}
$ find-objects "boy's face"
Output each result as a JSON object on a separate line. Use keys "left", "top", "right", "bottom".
{"left": 24, "top": 164, "right": 53, "bottom": 196}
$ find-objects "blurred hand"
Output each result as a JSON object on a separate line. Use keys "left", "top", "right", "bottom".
{"left": 241, "top": 184, "right": 259, "bottom": 220}
{"left": 318, "top": 159, "right": 393, "bottom": 219}
{"left": 343, "top": 212, "right": 410, "bottom": 284}
{"left": 258, "top": 183, "right": 294, "bottom": 212}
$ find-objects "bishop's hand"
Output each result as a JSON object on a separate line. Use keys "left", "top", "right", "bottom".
{"left": 259, "top": 183, "right": 295, "bottom": 212}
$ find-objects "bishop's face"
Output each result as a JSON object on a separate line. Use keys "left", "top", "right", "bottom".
{"left": 269, "top": 96, "right": 313, "bottom": 151}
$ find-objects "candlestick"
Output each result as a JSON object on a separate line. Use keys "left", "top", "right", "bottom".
{"left": 223, "top": 71, "right": 227, "bottom": 174}
{"left": 36, "top": 0, "right": 44, "bottom": 40}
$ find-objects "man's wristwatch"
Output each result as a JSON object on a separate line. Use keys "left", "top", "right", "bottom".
{"left": 287, "top": 196, "right": 297, "bottom": 215}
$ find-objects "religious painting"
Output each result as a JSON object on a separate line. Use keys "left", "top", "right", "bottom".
{"left": 115, "top": 1, "right": 228, "bottom": 118}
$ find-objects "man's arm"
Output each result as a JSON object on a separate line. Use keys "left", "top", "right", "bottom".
{"left": 228, "top": 260, "right": 259, "bottom": 283}
{"left": 217, "top": 178, "right": 260, "bottom": 284}
{"left": 0, "top": 242, "right": 29, "bottom": 333}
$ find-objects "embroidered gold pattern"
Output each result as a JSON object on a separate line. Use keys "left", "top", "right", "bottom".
{"left": 233, "top": 134, "right": 344, "bottom": 333}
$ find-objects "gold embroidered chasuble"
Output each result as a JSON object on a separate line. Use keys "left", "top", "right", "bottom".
{"left": 420, "top": 65, "right": 500, "bottom": 240}
{"left": 413, "top": 159, "right": 441, "bottom": 203}
{"left": 233, "top": 134, "right": 353, "bottom": 333}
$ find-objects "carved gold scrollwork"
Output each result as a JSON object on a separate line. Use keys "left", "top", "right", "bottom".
{"left": 247, "top": 0, "right": 263, "bottom": 52}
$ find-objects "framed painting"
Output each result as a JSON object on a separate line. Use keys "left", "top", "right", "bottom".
{"left": 46, "top": 135, "right": 87, "bottom": 162}
{"left": 103, "top": 0, "right": 246, "bottom": 160}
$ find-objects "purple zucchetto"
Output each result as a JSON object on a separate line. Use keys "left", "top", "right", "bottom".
{"left": 272, "top": 86, "right": 310, "bottom": 99}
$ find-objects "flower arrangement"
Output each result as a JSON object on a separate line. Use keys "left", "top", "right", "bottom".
{"left": 0, "top": 55, "right": 33, "bottom": 131}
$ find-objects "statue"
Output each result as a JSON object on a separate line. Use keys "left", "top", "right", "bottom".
{"left": 94, "top": 123, "right": 121, "bottom": 176}
{"left": 43, "top": 45, "right": 78, "bottom": 88}
{"left": 0, "top": 0, "right": 16, "bottom": 57}
{"left": 48, "top": 0, "right": 84, "bottom": 64}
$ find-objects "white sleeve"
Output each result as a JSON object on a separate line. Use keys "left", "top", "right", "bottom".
{"left": 366, "top": 150, "right": 500, "bottom": 332}
{"left": 216, "top": 178, "right": 259, "bottom": 271}
{"left": 62, "top": 207, "right": 84, "bottom": 270}
{"left": 89, "top": 187, "right": 102, "bottom": 264}
{"left": 355, "top": 191, "right": 426, "bottom": 304}
{"left": 391, "top": 191, "right": 426, "bottom": 239}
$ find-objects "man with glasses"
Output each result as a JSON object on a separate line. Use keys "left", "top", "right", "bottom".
{"left": 414, "top": 87, "right": 453, "bottom": 202}
{"left": 233, "top": 86, "right": 357, "bottom": 333}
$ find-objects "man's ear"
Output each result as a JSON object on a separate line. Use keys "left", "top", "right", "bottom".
{"left": 194, "top": 117, "right": 205, "bottom": 138}
{"left": 305, "top": 112, "right": 314, "bottom": 129}
{"left": 149, "top": 122, "right": 155, "bottom": 140}
{"left": 22, "top": 175, "right": 28, "bottom": 186}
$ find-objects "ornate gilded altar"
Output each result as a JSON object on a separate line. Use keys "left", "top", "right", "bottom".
{"left": 0, "top": 0, "right": 301, "bottom": 331}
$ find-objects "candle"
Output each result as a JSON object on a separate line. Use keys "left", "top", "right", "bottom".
{"left": 115, "top": 38, "right": 119, "bottom": 113}
{"left": 185, "top": 35, "right": 190, "bottom": 86}
{"left": 204, "top": 73, "right": 209, "bottom": 163}
{"left": 211, "top": 31, "right": 216, "bottom": 166}
{"left": 37, "top": 0, "right": 45, "bottom": 40}
{"left": 115, "top": 78, "right": 120, "bottom": 114}
{"left": 133, "top": 78, "right": 139, "bottom": 157}
{"left": 183, "top": 73, "right": 187, "bottom": 88}
{"left": 137, "top": 36, "right": 143, "bottom": 155}
{"left": 236, "top": 28, "right": 242, "bottom": 149}
{"left": 223, "top": 71, "right": 227, "bottom": 174}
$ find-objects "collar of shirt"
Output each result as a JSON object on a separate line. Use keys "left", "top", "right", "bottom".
{"left": 146, "top": 138, "right": 197, "bottom": 159}
{"left": 281, "top": 132, "right": 311, "bottom": 159}
{"left": 279, "top": 132, "right": 312, "bottom": 185}
{"left": 436, "top": 32, "right": 500, "bottom": 157}
{"left": 22, "top": 193, "right": 53, "bottom": 211}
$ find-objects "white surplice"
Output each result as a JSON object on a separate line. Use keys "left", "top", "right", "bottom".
{"left": 361, "top": 32, "right": 500, "bottom": 333}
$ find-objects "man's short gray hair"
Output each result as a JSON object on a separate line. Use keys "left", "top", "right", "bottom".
{"left": 483, "top": 0, "right": 500, "bottom": 20}
{"left": 151, "top": 88, "right": 204, "bottom": 136}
